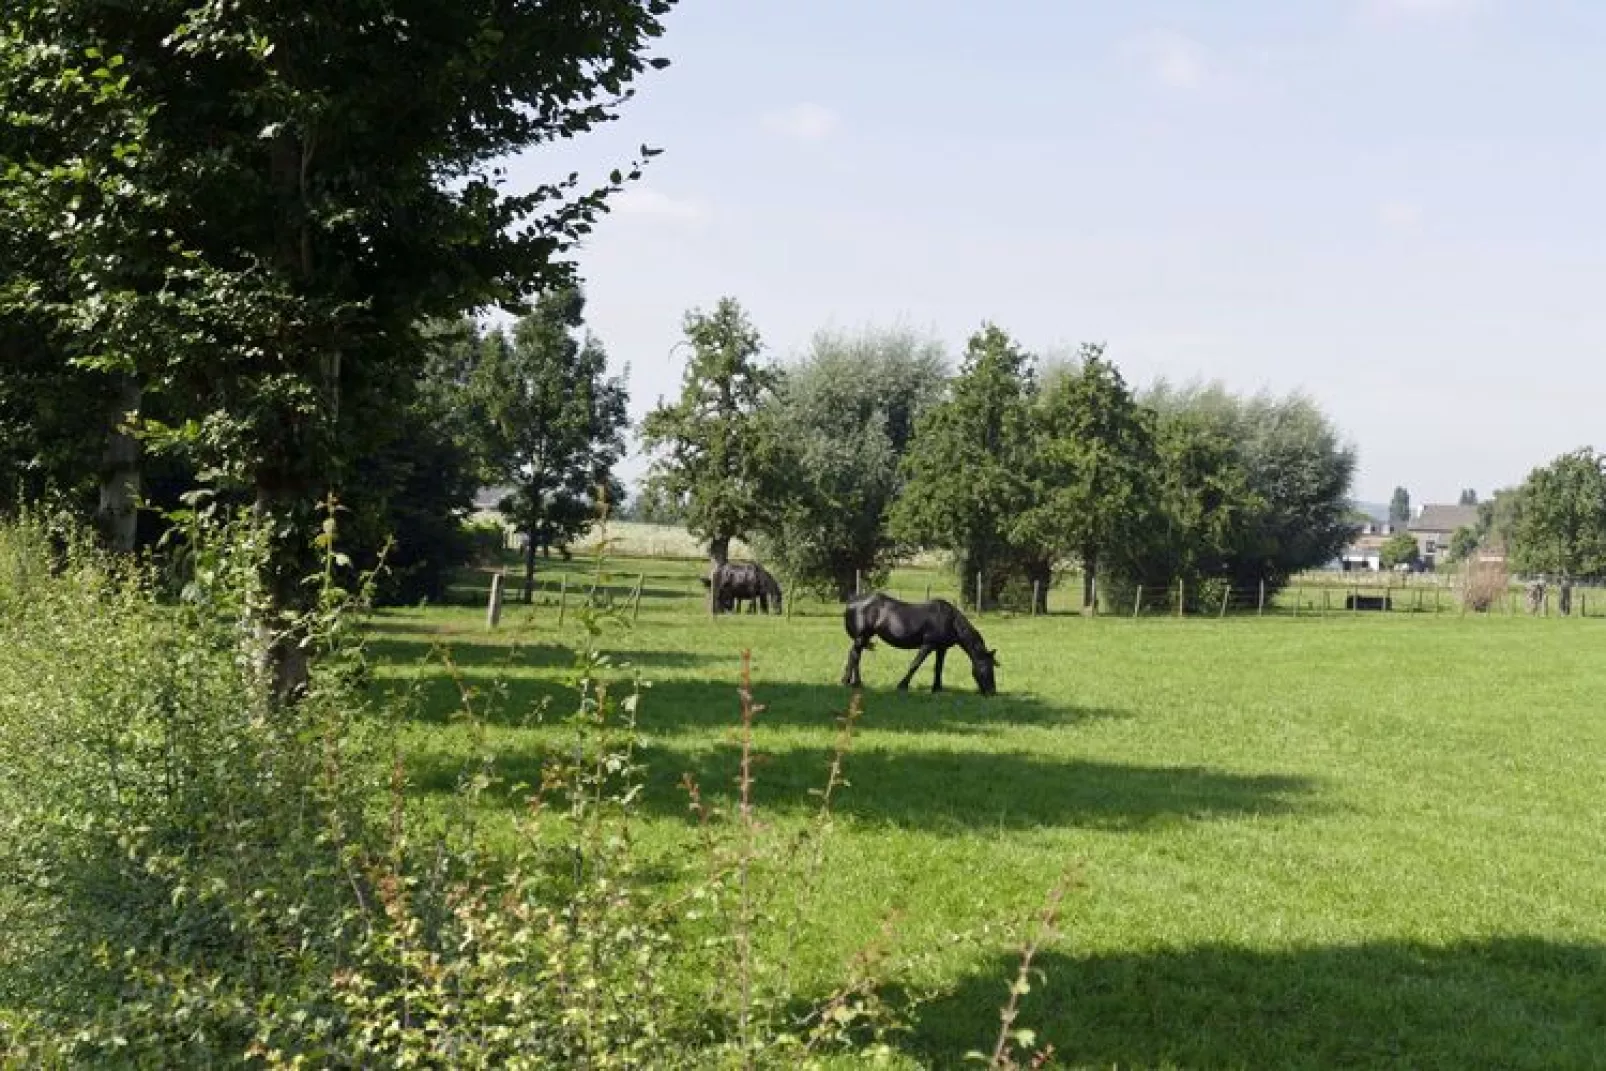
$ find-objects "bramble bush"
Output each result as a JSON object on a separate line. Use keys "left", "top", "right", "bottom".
{"left": 0, "top": 508, "right": 1062, "bottom": 1068}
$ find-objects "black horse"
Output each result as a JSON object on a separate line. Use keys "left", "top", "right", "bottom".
{"left": 701, "top": 561, "right": 784, "bottom": 615}
{"left": 841, "top": 593, "right": 998, "bottom": 695}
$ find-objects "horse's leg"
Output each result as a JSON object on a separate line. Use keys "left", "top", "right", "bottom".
{"left": 931, "top": 647, "right": 947, "bottom": 692}
{"left": 896, "top": 645, "right": 933, "bottom": 691}
{"left": 841, "top": 640, "right": 867, "bottom": 687}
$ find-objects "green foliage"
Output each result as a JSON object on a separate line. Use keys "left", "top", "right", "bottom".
{"left": 1459, "top": 488, "right": 1479, "bottom": 506}
{"left": 1506, "top": 447, "right": 1606, "bottom": 579}
{"left": 1389, "top": 486, "right": 1411, "bottom": 527}
{"left": 471, "top": 288, "right": 630, "bottom": 589}
{"left": 758, "top": 327, "right": 948, "bottom": 600}
{"left": 1139, "top": 381, "right": 1357, "bottom": 593}
{"left": 641, "top": 297, "right": 785, "bottom": 563}
{"left": 1015, "top": 346, "right": 1156, "bottom": 611}
{"left": 890, "top": 324, "right": 1039, "bottom": 609}
{"left": 2, "top": 513, "right": 1035, "bottom": 1066}
{"left": 0, "top": 505, "right": 382, "bottom": 1063}
{"left": 1446, "top": 525, "right": 1480, "bottom": 564}
{"left": 2, "top": 0, "right": 675, "bottom": 683}
{"left": 1380, "top": 531, "right": 1420, "bottom": 570}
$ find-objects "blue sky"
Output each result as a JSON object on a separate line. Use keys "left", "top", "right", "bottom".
{"left": 503, "top": 0, "right": 1606, "bottom": 507}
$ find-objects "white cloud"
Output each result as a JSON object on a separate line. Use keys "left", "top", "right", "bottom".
{"left": 1127, "top": 31, "right": 1209, "bottom": 90}
{"left": 1379, "top": 199, "right": 1423, "bottom": 229}
{"left": 762, "top": 102, "right": 840, "bottom": 143}
{"left": 611, "top": 186, "right": 708, "bottom": 223}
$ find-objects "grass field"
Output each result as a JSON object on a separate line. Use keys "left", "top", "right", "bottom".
{"left": 371, "top": 551, "right": 1606, "bottom": 1068}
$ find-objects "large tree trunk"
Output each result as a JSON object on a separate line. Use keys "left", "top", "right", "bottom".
{"left": 709, "top": 534, "right": 730, "bottom": 567}
{"left": 1027, "top": 560, "right": 1052, "bottom": 615}
{"left": 96, "top": 376, "right": 142, "bottom": 553}
{"left": 523, "top": 525, "right": 538, "bottom": 603}
{"left": 252, "top": 482, "right": 314, "bottom": 707}
{"left": 1081, "top": 547, "right": 1098, "bottom": 616}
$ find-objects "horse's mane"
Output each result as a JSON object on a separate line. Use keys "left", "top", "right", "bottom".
{"left": 950, "top": 603, "right": 986, "bottom": 652}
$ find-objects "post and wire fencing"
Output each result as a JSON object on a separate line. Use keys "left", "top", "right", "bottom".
{"left": 468, "top": 552, "right": 1606, "bottom": 627}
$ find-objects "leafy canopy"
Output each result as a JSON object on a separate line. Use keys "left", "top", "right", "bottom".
{"left": 1507, "top": 447, "right": 1606, "bottom": 579}
{"left": 640, "top": 297, "right": 782, "bottom": 561}
{"left": 758, "top": 327, "right": 947, "bottom": 599}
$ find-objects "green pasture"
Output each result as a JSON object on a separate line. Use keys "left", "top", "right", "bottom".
{"left": 374, "top": 553, "right": 1606, "bottom": 1068}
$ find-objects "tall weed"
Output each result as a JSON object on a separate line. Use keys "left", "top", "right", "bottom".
{"left": 0, "top": 508, "right": 1062, "bottom": 1068}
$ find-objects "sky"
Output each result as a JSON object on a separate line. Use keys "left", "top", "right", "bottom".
{"left": 501, "top": 0, "right": 1606, "bottom": 508}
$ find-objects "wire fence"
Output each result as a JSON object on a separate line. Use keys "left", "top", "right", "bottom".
{"left": 459, "top": 556, "right": 1606, "bottom": 624}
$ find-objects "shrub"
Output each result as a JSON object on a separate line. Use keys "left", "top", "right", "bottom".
{"left": 0, "top": 510, "right": 1062, "bottom": 1067}
{"left": 1462, "top": 557, "right": 1511, "bottom": 613}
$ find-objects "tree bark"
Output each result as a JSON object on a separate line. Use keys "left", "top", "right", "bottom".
{"left": 96, "top": 375, "right": 143, "bottom": 553}
{"left": 709, "top": 534, "right": 731, "bottom": 567}
{"left": 523, "top": 525, "right": 538, "bottom": 603}
{"left": 1081, "top": 547, "right": 1098, "bottom": 616}
{"left": 252, "top": 483, "right": 313, "bottom": 706}
{"left": 1027, "top": 561, "right": 1052, "bottom": 615}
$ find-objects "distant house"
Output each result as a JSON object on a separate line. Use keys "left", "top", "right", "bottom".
{"left": 1406, "top": 504, "right": 1481, "bottom": 568}
{"left": 1338, "top": 520, "right": 1397, "bottom": 572}
{"left": 1340, "top": 535, "right": 1386, "bottom": 572}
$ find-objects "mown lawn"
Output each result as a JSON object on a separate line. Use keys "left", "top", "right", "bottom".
{"left": 371, "top": 555, "right": 1606, "bottom": 1068}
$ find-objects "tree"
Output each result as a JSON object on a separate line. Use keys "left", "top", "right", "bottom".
{"left": 1506, "top": 447, "right": 1606, "bottom": 581}
{"left": 1446, "top": 525, "right": 1480, "bottom": 564}
{"left": 1380, "top": 532, "right": 1420, "bottom": 570}
{"left": 1390, "top": 486, "right": 1412, "bottom": 528}
{"left": 1102, "top": 409, "right": 1263, "bottom": 611}
{"left": 1142, "top": 381, "right": 1357, "bottom": 592}
{"left": 890, "top": 324, "right": 1038, "bottom": 609}
{"left": 474, "top": 288, "right": 629, "bottom": 602}
{"left": 1459, "top": 488, "right": 1478, "bottom": 506}
{"left": 640, "top": 297, "right": 783, "bottom": 568}
{"left": 2, "top": 1, "right": 675, "bottom": 700}
{"left": 757, "top": 328, "right": 947, "bottom": 600}
{"left": 337, "top": 318, "right": 484, "bottom": 606}
{"left": 1014, "top": 345, "right": 1155, "bottom": 613}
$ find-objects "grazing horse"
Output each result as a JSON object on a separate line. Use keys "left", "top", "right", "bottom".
{"left": 841, "top": 593, "right": 997, "bottom": 695}
{"left": 701, "top": 561, "right": 784, "bottom": 615}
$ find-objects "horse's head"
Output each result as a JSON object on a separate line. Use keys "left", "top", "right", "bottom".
{"left": 971, "top": 647, "right": 999, "bottom": 696}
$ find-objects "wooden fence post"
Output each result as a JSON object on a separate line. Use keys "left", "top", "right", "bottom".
{"left": 557, "top": 573, "right": 568, "bottom": 627}
{"left": 630, "top": 573, "right": 644, "bottom": 624}
{"left": 1177, "top": 578, "right": 1185, "bottom": 619}
{"left": 1257, "top": 578, "right": 1265, "bottom": 616}
{"left": 1133, "top": 585, "right": 1143, "bottom": 620}
{"left": 486, "top": 572, "right": 505, "bottom": 630}
{"left": 1032, "top": 580, "right": 1041, "bottom": 617}
{"left": 1219, "top": 583, "right": 1230, "bottom": 618}
{"left": 855, "top": 569, "right": 862, "bottom": 596}
{"left": 976, "top": 572, "right": 983, "bottom": 613}
{"left": 925, "top": 580, "right": 932, "bottom": 602}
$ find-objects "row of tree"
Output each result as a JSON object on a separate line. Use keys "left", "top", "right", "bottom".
{"left": 638, "top": 299, "right": 1359, "bottom": 612}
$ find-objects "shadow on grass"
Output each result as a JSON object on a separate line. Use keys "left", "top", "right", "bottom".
{"left": 371, "top": 646, "right": 1121, "bottom": 736}
{"left": 407, "top": 741, "right": 1314, "bottom": 834}
{"left": 905, "top": 938, "right": 1606, "bottom": 1069}
{"left": 365, "top": 636, "right": 728, "bottom": 674}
